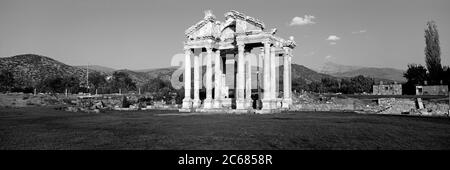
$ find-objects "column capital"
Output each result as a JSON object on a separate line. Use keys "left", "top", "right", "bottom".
{"left": 206, "top": 47, "right": 213, "bottom": 53}
{"left": 270, "top": 46, "right": 276, "bottom": 53}
{"left": 184, "top": 46, "right": 193, "bottom": 51}
{"left": 184, "top": 48, "right": 192, "bottom": 54}
{"left": 261, "top": 39, "right": 271, "bottom": 45}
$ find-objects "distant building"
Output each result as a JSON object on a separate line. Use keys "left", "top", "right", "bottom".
{"left": 373, "top": 81, "right": 402, "bottom": 95}
{"left": 416, "top": 85, "right": 448, "bottom": 95}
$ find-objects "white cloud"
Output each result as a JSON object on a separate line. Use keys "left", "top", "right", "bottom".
{"left": 326, "top": 35, "right": 340, "bottom": 41}
{"left": 290, "top": 15, "right": 316, "bottom": 26}
{"left": 325, "top": 55, "right": 332, "bottom": 59}
{"left": 329, "top": 42, "right": 337, "bottom": 45}
{"left": 352, "top": 30, "right": 367, "bottom": 34}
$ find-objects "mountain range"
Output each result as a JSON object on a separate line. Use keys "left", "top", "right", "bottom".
{"left": 1, "top": 54, "right": 406, "bottom": 88}
{"left": 316, "top": 61, "right": 407, "bottom": 83}
{"left": 0, "top": 54, "right": 87, "bottom": 87}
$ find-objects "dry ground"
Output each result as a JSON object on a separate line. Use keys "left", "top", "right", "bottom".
{"left": 1, "top": 107, "right": 449, "bottom": 150}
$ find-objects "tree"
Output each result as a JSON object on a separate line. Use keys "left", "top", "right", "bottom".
{"left": 37, "top": 76, "right": 80, "bottom": 93}
{"left": 110, "top": 72, "right": 136, "bottom": 93}
{"left": 141, "top": 77, "right": 171, "bottom": 93}
{"left": 88, "top": 72, "right": 107, "bottom": 89}
{"left": 424, "top": 20, "right": 443, "bottom": 84}
{"left": 321, "top": 77, "right": 340, "bottom": 93}
{"left": 349, "top": 75, "right": 374, "bottom": 94}
{"left": 62, "top": 76, "right": 81, "bottom": 93}
{"left": 443, "top": 66, "right": 450, "bottom": 85}
{"left": 308, "top": 81, "right": 324, "bottom": 93}
{"left": 340, "top": 79, "right": 354, "bottom": 94}
{"left": 141, "top": 77, "right": 178, "bottom": 103}
{"left": 404, "top": 64, "right": 428, "bottom": 85}
{"left": 0, "top": 70, "right": 15, "bottom": 92}
{"left": 292, "top": 78, "right": 309, "bottom": 92}
{"left": 403, "top": 64, "right": 428, "bottom": 94}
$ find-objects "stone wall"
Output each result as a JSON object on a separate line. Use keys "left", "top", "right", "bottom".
{"left": 416, "top": 85, "right": 449, "bottom": 95}
{"left": 420, "top": 100, "right": 450, "bottom": 116}
{"left": 376, "top": 98, "right": 416, "bottom": 114}
{"left": 291, "top": 92, "right": 449, "bottom": 116}
{"left": 373, "top": 84, "right": 402, "bottom": 95}
{"left": 291, "top": 93, "right": 359, "bottom": 111}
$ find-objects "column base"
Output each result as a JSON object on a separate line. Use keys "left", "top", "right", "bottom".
{"left": 221, "top": 98, "right": 232, "bottom": 109}
{"left": 203, "top": 98, "right": 213, "bottom": 109}
{"left": 192, "top": 99, "right": 201, "bottom": 108}
{"left": 282, "top": 98, "right": 292, "bottom": 109}
{"left": 262, "top": 99, "right": 273, "bottom": 110}
{"left": 236, "top": 99, "right": 246, "bottom": 110}
{"left": 213, "top": 99, "right": 222, "bottom": 108}
{"left": 182, "top": 98, "right": 192, "bottom": 108}
{"left": 275, "top": 98, "right": 282, "bottom": 109}
{"left": 245, "top": 99, "right": 253, "bottom": 108}
{"left": 180, "top": 98, "right": 193, "bottom": 112}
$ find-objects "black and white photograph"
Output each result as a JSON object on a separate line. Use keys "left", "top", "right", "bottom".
{"left": 0, "top": 0, "right": 449, "bottom": 168}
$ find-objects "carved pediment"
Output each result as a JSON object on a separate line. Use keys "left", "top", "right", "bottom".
{"left": 184, "top": 10, "right": 295, "bottom": 49}
{"left": 185, "top": 10, "right": 221, "bottom": 40}
{"left": 220, "top": 27, "right": 235, "bottom": 41}
{"left": 224, "top": 10, "right": 265, "bottom": 30}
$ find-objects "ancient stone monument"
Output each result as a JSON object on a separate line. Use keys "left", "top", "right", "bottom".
{"left": 180, "top": 10, "right": 296, "bottom": 113}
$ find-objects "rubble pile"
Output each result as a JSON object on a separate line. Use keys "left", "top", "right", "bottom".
{"left": 291, "top": 92, "right": 449, "bottom": 116}
{"left": 291, "top": 92, "right": 358, "bottom": 111}
{"left": 375, "top": 98, "right": 416, "bottom": 114}
{"left": 62, "top": 94, "right": 180, "bottom": 113}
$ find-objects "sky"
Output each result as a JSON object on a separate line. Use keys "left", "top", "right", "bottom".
{"left": 0, "top": 0, "right": 449, "bottom": 70}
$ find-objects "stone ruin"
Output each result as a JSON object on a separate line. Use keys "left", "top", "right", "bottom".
{"left": 290, "top": 91, "right": 450, "bottom": 116}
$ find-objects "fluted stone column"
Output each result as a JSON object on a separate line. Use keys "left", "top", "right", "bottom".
{"left": 203, "top": 47, "right": 213, "bottom": 109}
{"left": 245, "top": 51, "right": 253, "bottom": 108}
{"left": 236, "top": 43, "right": 246, "bottom": 109}
{"left": 192, "top": 53, "right": 201, "bottom": 108}
{"left": 262, "top": 42, "right": 272, "bottom": 110}
{"left": 270, "top": 46, "right": 277, "bottom": 108}
{"left": 182, "top": 48, "right": 193, "bottom": 110}
{"left": 288, "top": 49, "right": 292, "bottom": 99}
{"left": 258, "top": 48, "right": 264, "bottom": 99}
{"left": 213, "top": 49, "right": 222, "bottom": 108}
{"left": 282, "top": 47, "right": 292, "bottom": 109}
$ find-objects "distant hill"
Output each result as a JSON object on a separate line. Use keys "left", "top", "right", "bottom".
{"left": 0, "top": 54, "right": 88, "bottom": 87}
{"left": 143, "top": 66, "right": 179, "bottom": 81}
{"left": 0, "top": 54, "right": 339, "bottom": 89}
{"left": 112, "top": 69, "right": 153, "bottom": 87}
{"left": 291, "top": 64, "right": 335, "bottom": 83}
{"left": 317, "top": 61, "right": 406, "bottom": 83}
{"left": 332, "top": 67, "right": 406, "bottom": 83}
{"left": 75, "top": 65, "right": 116, "bottom": 73}
{"left": 318, "top": 61, "right": 363, "bottom": 74}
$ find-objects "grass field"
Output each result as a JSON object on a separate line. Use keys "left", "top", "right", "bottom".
{"left": 1, "top": 107, "right": 449, "bottom": 150}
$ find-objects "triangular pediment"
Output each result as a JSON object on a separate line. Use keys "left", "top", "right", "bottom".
{"left": 185, "top": 11, "right": 221, "bottom": 40}
{"left": 224, "top": 10, "right": 265, "bottom": 31}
